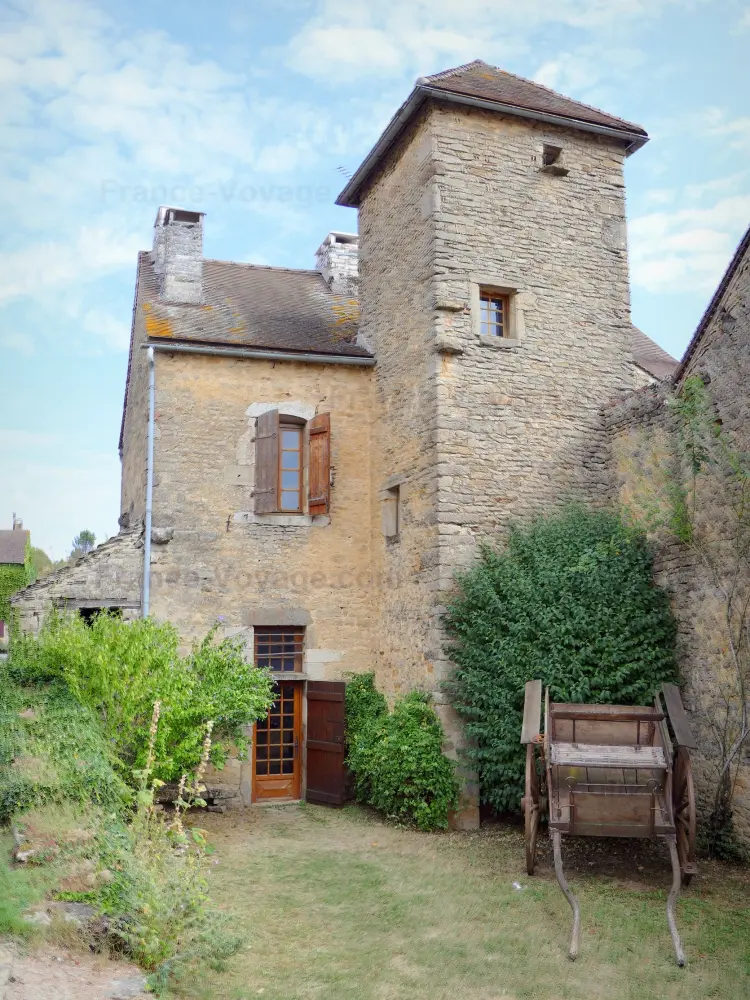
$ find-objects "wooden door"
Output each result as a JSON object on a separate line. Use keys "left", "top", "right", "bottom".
{"left": 252, "top": 681, "right": 302, "bottom": 801}
{"left": 305, "top": 681, "right": 346, "bottom": 805}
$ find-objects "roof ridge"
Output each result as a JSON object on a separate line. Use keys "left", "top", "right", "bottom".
{"left": 423, "top": 59, "right": 486, "bottom": 81}
{"left": 426, "top": 59, "right": 643, "bottom": 133}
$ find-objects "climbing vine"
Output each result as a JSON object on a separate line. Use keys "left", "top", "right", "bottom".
{"left": 622, "top": 375, "right": 750, "bottom": 858}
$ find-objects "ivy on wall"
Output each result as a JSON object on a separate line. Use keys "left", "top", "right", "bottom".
{"left": 0, "top": 540, "right": 32, "bottom": 630}
{"left": 443, "top": 506, "right": 677, "bottom": 814}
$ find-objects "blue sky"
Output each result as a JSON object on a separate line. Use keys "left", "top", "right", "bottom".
{"left": 1, "top": 0, "right": 749, "bottom": 559}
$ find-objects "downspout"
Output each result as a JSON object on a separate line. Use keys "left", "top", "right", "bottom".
{"left": 143, "top": 346, "right": 155, "bottom": 617}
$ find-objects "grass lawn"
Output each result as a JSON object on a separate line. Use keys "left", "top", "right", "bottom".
{"left": 175, "top": 803, "right": 750, "bottom": 1000}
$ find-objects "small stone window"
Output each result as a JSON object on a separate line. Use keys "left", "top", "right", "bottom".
{"left": 479, "top": 290, "right": 510, "bottom": 338}
{"left": 381, "top": 486, "right": 400, "bottom": 541}
{"left": 540, "top": 144, "right": 569, "bottom": 176}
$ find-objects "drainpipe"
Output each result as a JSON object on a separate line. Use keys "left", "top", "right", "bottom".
{"left": 143, "top": 346, "right": 155, "bottom": 617}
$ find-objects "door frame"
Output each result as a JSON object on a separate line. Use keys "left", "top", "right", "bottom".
{"left": 251, "top": 678, "right": 304, "bottom": 803}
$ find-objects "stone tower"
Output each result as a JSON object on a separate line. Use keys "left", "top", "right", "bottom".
{"left": 337, "top": 61, "right": 649, "bottom": 821}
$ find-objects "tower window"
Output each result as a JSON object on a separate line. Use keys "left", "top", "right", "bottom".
{"left": 543, "top": 144, "right": 563, "bottom": 166}
{"left": 479, "top": 291, "right": 510, "bottom": 338}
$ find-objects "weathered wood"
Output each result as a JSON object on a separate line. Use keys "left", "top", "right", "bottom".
{"left": 254, "top": 409, "right": 279, "bottom": 514}
{"left": 521, "top": 679, "right": 542, "bottom": 743}
{"left": 305, "top": 681, "right": 347, "bottom": 806}
{"left": 550, "top": 742, "right": 667, "bottom": 769}
{"left": 552, "top": 705, "right": 664, "bottom": 723}
{"left": 662, "top": 684, "right": 698, "bottom": 749}
{"left": 308, "top": 412, "right": 331, "bottom": 516}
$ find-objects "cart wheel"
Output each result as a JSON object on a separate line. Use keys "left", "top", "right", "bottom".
{"left": 672, "top": 747, "right": 696, "bottom": 886}
{"left": 524, "top": 743, "right": 540, "bottom": 875}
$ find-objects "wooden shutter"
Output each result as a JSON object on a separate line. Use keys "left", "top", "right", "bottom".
{"left": 308, "top": 413, "right": 331, "bottom": 516}
{"left": 254, "top": 409, "right": 279, "bottom": 513}
{"left": 305, "top": 681, "right": 347, "bottom": 805}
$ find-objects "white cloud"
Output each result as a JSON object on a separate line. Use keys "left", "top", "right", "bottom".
{"left": 629, "top": 191, "right": 750, "bottom": 294}
{"left": 284, "top": 0, "right": 700, "bottom": 80}
{"left": 699, "top": 108, "right": 750, "bottom": 151}
{"left": 0, "top": 0, "right": 344, "bottom": 342}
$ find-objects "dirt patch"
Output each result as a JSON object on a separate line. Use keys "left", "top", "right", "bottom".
{"left": 2, "top": 945, "right": 148, "bottom": 1000}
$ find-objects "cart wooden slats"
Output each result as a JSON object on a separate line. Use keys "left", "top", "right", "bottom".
{"left": 521, "top": 681, "right": 698, "bottom": 966}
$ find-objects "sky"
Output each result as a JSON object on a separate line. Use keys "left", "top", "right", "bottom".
{"left": 0, "top": 0, "right": 749, "bottom": 559}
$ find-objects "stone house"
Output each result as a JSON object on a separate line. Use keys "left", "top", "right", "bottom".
{"left": 0, "top": 516, "right": 30, "bottom": 643}
{"left": 13, "top": 60, "right": 689, "bottom": 821}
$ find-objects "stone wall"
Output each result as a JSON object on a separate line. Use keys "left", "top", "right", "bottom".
{"left": 606, "top": 237, "right": 750, "bottom": 844}
{"left": 359, "top": 101, "right": 638, "bottom": 826}
{"left": 147, "top": 350, "right": 376, "bottom": 681}
{"left": 10, "top": 529, "right": 143, "bottom": 632}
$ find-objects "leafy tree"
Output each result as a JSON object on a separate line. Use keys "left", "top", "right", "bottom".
{"left": 443, "top": 506, "right": 677, "bottom": 813}
{"left": 71, "top": 530, "right": 96, "bottom": 557}
{"left": 8, "top": 612, "right": 275, "bottom": 784}
{"left": 28, "top": 546, "right": 53, "bottom": 580}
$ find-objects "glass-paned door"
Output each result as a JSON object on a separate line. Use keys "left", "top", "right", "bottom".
{"left": 252, "top": 681, "right": 302, "bottom": 801}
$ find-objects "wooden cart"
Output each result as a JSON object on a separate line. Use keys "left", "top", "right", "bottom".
{"left": 521, "top": 681, "right": 697, "bottom": 965}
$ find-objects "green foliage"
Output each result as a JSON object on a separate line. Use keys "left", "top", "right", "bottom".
{"left": 0, "top": 563, "right": 28, "bottom": 632}
{"left": 28, "top": 546, "right": 54, "bottom": 581}
{"left": 71, "top": 529, "right": 96, "bottom": 556}
{"left": 0, "top": 674, "right": 131, "bottom": 824}
{"left": 443, "top": 506, "right": 677, "bottom": 812}
{"left": 9, "top": 611, "right": 275, "bottom": 785}
{"left": 345, "top": 674, "right": 458, "bottom": 831}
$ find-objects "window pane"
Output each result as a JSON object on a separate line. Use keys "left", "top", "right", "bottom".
{"left": 255, "top": 744, "right": 268, "bottom": 760}
{"left": 281, "top": 470, "right": 299, "bottom": 489}
{"left": 269, "top": 760, "right": 281, "bottom": 775}
{"left": 281, "top": 430, "right": 299, "bottom": 448}
{"left": 280, "top": 491, "right": 299, "bottom": 510}
{"left": 282, "top": 760, "right": 294, "bottom": 774}
{"left": 255, "top": 761, "right": 268, "bottom": 776}
{"left": 281, "top": 452, "right": 299, "bottom": 470}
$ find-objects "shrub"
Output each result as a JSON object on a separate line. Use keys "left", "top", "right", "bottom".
{"left": 443, "top": 506, "right": 677, "bottom": 813}
{"left": 0, "top": 674, "right": 130, "bottom": 824}
{"left": 9, "top": 612, "right": 274, "bottom": 784}
{"left": 345, "top": 675, "right": 458, "bottom": 831}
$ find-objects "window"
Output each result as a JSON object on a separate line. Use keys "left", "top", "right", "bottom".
{"left": 381, "top": 485, "right": 400, "bottom": 540}
{"left": 279, "top": 424, "right": 303, "bottom": 511}
{"left": 540, "top": 144, "right": 568, "bottom": 176}
{"left": 254, "top": 410, "right": 331, "bottom": 516}
{"left": 254, "top": 626, "right": 305, "bottom": 673}
{"left": 479, "top": 291, "right": 510, "bottom": 338}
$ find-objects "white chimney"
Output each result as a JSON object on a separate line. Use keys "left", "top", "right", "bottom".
{"left": 315, "top": 232, "right": 358, "bottom": 295}
{"left": 12, "top": 513, "right": 23, "bottom": 531}
{"left": 152, "top": 206, "right": 205, "bottom": 304}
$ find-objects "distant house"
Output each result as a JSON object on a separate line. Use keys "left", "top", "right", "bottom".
{"left": 0, "top": 515, "right": 30, "bottom": 640}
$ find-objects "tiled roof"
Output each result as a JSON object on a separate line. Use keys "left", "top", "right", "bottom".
{"left": 137, "top": 253, "right": 369, "bottom": 358}
{"left": 338, "top": 59, "right": 648, "bottom": 207}
{"left": 631, "top": 327, "right": 678, "bottom": 380}
{"left": 423, "top": 61, "right": 647, "bottom": 138}
{"left": 0, "top": 529, "right": 29, "bottom": 565}
{"left": 675, "top": 223, "right": 750, "bottom": 380}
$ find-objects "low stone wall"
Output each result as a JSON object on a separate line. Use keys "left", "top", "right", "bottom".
{"left": 10, "top": 528, "right": 143, "bottom": 633}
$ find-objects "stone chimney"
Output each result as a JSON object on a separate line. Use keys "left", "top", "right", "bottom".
{"left": 12, "top": 513, "right": 22, "bottom": 531}
{"left": 152, "top": 206, "right": 205, "bottom": 304}
{"left": 315, "top": 232, "right": 358, "bottom": 295}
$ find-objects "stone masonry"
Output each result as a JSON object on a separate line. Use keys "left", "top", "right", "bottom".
{"left": 357, "top": 102, "right": 637, "bottom": 823}
{"left": 606, "top": 227, "right": 750, "bottom": 843}
{"left": 10, "top": 529, "right": 143, "bottom": 632}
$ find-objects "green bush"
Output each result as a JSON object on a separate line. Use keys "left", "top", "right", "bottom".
{"left": 345, "top": 674, "right": 458, "bottom": 831}
{"left": 443, "top": 506, "right": 677, "bottom": 813}
{"left": 9, "top": 612, "right": 274, "bottom": 784}
{"left": 0, "top": 674, "right": 130, "bottom": 824}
